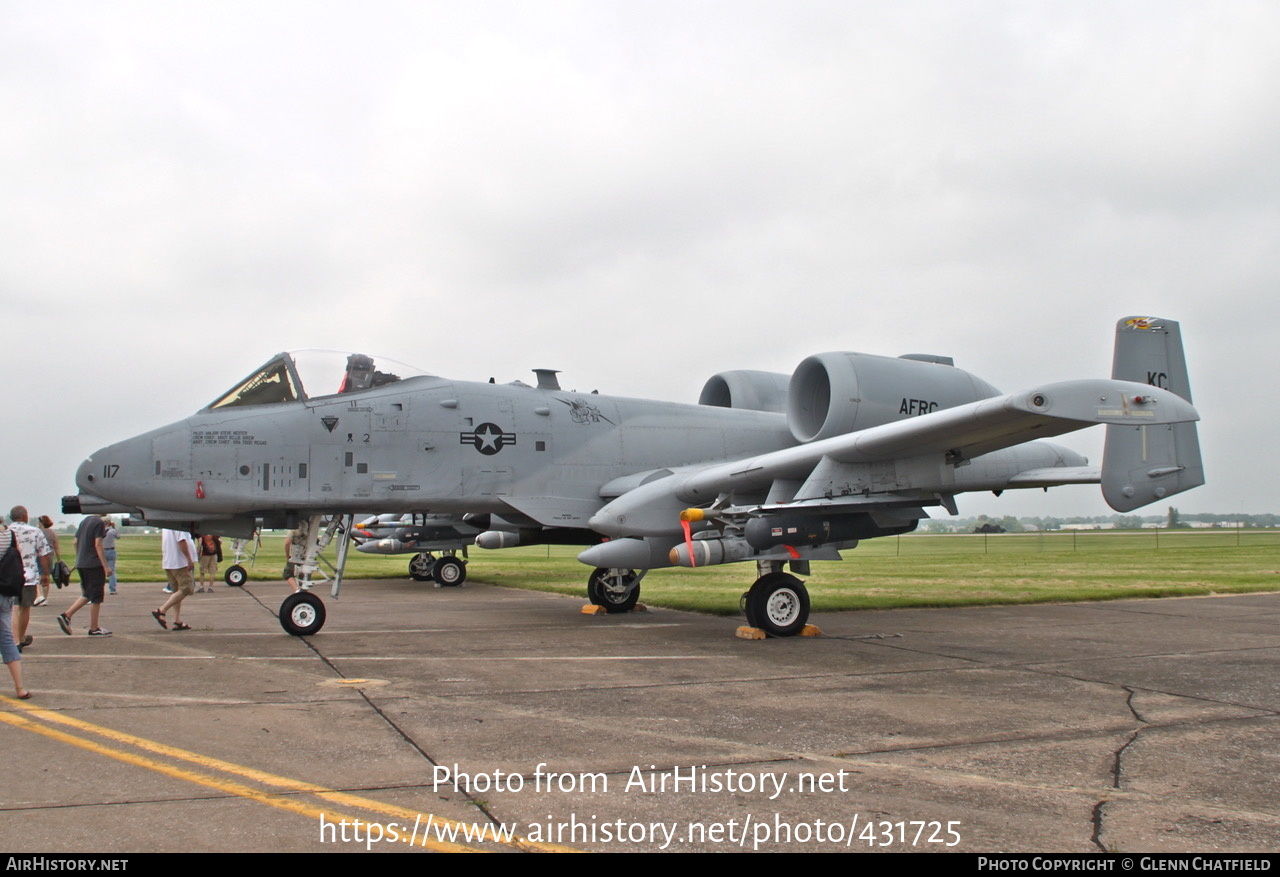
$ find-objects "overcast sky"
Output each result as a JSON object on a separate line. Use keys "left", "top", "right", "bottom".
{"left": 3, "top": 0, "right": 1277, "bottom": 527}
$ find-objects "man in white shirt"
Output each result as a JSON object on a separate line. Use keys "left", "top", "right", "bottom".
{"left": 152, "top": 529, "right": 197, "bottom": 631}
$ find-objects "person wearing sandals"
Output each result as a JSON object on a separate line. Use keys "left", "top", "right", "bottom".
{"left": 8, "top": 507, "right": 51, "bottom": 654}
{"left": 152, "top": 529, "right": 196, "bottom": 632}
{"left": 0, "top": 524, "right": 32, "bottom": 698}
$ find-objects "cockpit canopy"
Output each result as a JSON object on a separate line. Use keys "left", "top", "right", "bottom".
{"left": 207, "top": 351, "right": 433, "bottom": 410}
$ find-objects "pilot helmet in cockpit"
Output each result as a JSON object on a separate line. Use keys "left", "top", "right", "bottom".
{"left": 342, "top": 354, "right": 377, "bottom": 392}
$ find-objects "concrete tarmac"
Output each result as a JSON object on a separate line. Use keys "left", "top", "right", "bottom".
{"left": 3, "top": 577, "right": 1278, "bottom": 853}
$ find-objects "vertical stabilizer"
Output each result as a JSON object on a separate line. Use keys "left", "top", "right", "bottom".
{"left": 1102, "top": 316, "right": 1204, "bottom": 511}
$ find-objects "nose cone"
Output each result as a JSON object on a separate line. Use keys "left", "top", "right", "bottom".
{"left": 74, "top": 454, "right": 96, "bottom": 495}
{"left": 66, "top": 440, "right": 150, "bottom": 516}
{"left": 73, "top": 440, "right": 137, "bottom": 508}
{"left": 76, "top": 438, "right": 137, "bottom": 499}
{"left": 72, "top": 420, "right": 189, "bottom": 510}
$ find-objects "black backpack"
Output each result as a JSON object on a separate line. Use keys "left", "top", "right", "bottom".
{"left": 0, "top": 532, "right": 24, "bottom": 599}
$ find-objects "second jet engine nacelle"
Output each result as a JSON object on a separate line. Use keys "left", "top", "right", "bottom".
{"left": 786, "top": 352, "right": 1001, "bottom": 443}
{"left": 698, "top": 370, "right": 791, "bottom": 414}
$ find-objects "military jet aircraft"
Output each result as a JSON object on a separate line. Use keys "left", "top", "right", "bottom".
{"left": 65, "top": 317, "right": 1202, "bottom": 637}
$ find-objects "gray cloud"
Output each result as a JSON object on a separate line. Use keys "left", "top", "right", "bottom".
{"left": 3, "top": 0, "right": 1274, "bottom": 523}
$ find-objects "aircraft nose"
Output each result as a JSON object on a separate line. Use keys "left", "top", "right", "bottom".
{"left": 65, "top": 441, "right": 149, "bottom": 516}
{"left": 74, "top": 431, "right": 160, "bottom": 504}
{"left": 74, "top": 453, "right": 101, "bottom": 494}
{"left": 77, "top": 441, "right": 124, "bottom": 495}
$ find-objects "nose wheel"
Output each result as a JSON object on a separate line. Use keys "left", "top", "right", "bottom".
{"left": 280, "top": 591, "right": 326, "bottom": 636}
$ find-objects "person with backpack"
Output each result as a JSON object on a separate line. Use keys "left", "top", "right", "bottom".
{"left": 197, "top": 532, "right": 222, "bottom": 593}
{"left": 8, "top": 506, "right": 51, "bottom": 653}
{"left": 0, "top": 523, "right": 32, "bottom": 698}
{"left": 57, "top": 514, "right": 113, "bottom": 637}
{"left": 35, "top": 515, "right": 62, "bottom": 605}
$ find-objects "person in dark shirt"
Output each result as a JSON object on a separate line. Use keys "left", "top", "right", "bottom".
{"left": 58, "top": 515, "right": 113, "bottom": 637}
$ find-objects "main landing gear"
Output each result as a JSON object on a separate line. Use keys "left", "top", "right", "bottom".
{"left": 742, "top": 571, "right": 811, "bottom": 637}
{"left": 432, "top": 555, "right": 466, "bottom": 586}
{"left": 582, "top": 561, "right": 813, "bottom": 636}
{"left": 409, "top": 551, "right": 468, "bottom": 586}
{"left": 586, "top": 567, "right": 644, "bottom": 613}
{"left": 738, "top": 560, "right": 812, "bottom": 638}
{"left": 408, "top": 552, "right": 433, "bottom": 581}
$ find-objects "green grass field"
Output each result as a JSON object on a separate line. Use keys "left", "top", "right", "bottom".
{"left": 99, "top": 529, "right": 1280, "bottom": 616}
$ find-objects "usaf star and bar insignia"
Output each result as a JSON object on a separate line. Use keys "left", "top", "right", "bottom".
{"left": 461, "top": 422, "right": 517, "bottom": 455}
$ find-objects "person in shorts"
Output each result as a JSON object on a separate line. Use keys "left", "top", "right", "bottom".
{"left": 58, "top": 515, "right": 112, "bottom": 636}
{"left": 152, "top": 529, "right": 197, "bottom": 631}
{"left": 283, "top": 527, "right": 306, "bottom": 593}
{"left": 197, "top": 533, "right": 222, "bottom": 592}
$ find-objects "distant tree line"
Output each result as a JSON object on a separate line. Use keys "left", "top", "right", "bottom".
{"left": 924, "top": 510, "right": 1280, "bottom": 534}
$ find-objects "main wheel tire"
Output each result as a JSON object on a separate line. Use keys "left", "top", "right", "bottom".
{"left": 224, "top": 565, "right": 247, "bottom": 587}
{"left": 744, "top": 572, "right": 809, "bottom": 637}
{"left": 587, "top": 568, "right": 640, "bottom": 614}
{"left": 279, "top": 591, "right": 326, "bottom": 636}
{"left": 432, "top": 556, "right": 466, "bottom": 586}
{"left": 409, "top": 553, "right": 435, "bottom": 582}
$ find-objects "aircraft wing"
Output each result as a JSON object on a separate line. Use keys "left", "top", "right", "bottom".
{"left": 589, "top": 379, "right": 1197, "bottom": 536}
{"left": 501, "top": 496, "right": 606, "bottom": 528}
{"left": 1005, "top": 466, "right": 1100, "bottom": 486}
{"left": 678, "top": 379, "right": 1195, "bottom": 499}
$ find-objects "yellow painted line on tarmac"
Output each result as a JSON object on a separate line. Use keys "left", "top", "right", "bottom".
{"left": 292, "top": 655, "right": 712, "bottom": 661}
{"left": 0, "top": 708, "right": 487, "bottom": 851}
{"left": 0, "top": 697, "right": 581, "bottom": 853}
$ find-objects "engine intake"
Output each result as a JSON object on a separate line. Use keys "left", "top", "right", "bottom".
{"left": 698, "top": 370, "right": 790, "bottom": 414}
{"left": 786, "top": 352, "right": 1000, "bottom": 443}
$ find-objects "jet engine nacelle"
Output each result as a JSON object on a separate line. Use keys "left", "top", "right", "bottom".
{"left": 786, "top": 352, "right": 1001, "bottom": 443}
{"left": 698, "top": 370, "right": 791, "bottom": 414}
